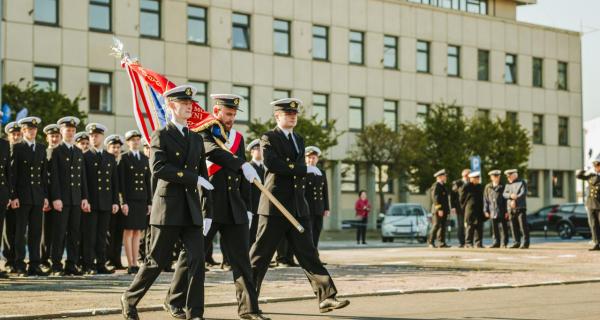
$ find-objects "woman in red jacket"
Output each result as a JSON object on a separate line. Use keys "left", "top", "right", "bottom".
{"left": 355, "top": 190, "right": 371, "bottom": 245}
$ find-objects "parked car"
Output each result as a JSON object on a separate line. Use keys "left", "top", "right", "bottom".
{"left": 380, "top": 203, "right": 429, "bottom": 243}
{"left": 528, "top": 203, "right": 591, "bottom": 239}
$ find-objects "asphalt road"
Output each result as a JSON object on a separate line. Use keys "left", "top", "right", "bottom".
{"left": 93, "top": 282, "right": 600, "bottom": 320}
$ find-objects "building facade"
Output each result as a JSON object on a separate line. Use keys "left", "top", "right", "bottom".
{"left": 1, "top": 0, "right": 583, "bottom": 230}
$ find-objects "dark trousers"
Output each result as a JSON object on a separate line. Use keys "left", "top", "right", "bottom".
{"left": 123, "top": 225, "right": 205, "bottom": 319}
{"left": 587, "top": 209, "right": 600, "bottom": 245}
{"left": 456, "top": 213, "right": 465, "bottom": 245}
{"left": 491, "top": 216, "right": 509, "bottom": 246}
{"left": 509, "top": 209, "right": 530, "bottom": 245}
{"left": 250, "top": 215, "right": 337, "bottom": 303}
{"left": 428, "top": 213, "right": 447, "bottom": 245}
{"left": 356, "top": 217, "right": 367, "bottom": 244}
{"left": 138, "top": 218, "right": 151, "bottom": 264}
{"left": 51, "top": 205, "right": 81, "bottom": 268}
{"left": 2, "top": 207, "right": 16, "bottom": 267}
{"left": 41, "top": 210, "right": 54, "bottom": 265}
{"left": 309, "top": 215, "right": 324, "bottom": 248}
{"left": 276, "top": 238, "right": 294, "bottom": 263}
{"left": 107, "top": 212, "right": 124, "bottom": 267}
{"left": 0, "top": 193, "right": 7, "bottom": 268}
{"left": 81, "top": 209, "right": 111, "bottom": 268}
{"left": 168, "top": 222, "right": 259, "bottom": 316}
{"left": 14, "top": 205, "right": 43, "bottom": 269}
{"left": 249, "top": 214, "right": 259, "bottom": 247}
{"left": 465, "top": 219, "right": 484, "bottom": 246}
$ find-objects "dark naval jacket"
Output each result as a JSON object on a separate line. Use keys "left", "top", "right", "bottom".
{"left": 119, "top": 151, "right": 152, "bottom": 206}
{"left": 83, "top": 149, "right": 119, "bottom": 211}
{"left": 305, "top": 171, "right": 329, "bottom": 216}
{"left": 10, "top": 141, "right": 48, "bottom": 206}
{"left": 577, "top": 170, "right": 600, "bottom": 210}
{"left": 50, "top": 142, "right": 88, "bottom": 205}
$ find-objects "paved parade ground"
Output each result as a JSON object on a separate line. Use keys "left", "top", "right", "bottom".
{"left": 2, "top": 237, "right": 600, "bottom": 319}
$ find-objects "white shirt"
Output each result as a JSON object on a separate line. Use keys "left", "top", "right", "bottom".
{"left": 277, "top": 125, "right": 299, "bottom": 153}
{"left": 252, "top": 159, "right": 264, "bottom": 167}
{"left": 93, "top": 147, "right": 103, "bottom": 155}
{"left": 63, "top": 141, "right": 74, "bottom": 149}
{"left": 171, "top": 118, "right": 188, "bottom": 136}
{"left": 24, "top": 138, "right": 35, "bottom": 151}
{"left": 131, "top": 150, "right": 140, "bottom": 160}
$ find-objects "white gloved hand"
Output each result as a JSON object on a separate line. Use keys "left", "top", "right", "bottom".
{"left": 197, "top": 177, "right": 214, "bottom": 190}
{"left": 247, "top": 211, "right": 253, "bottom": 229}
{"left": 203, "top": 218, "right": 212, "bottom": 236}
{"left": 307, "top": 165, "right": 322, "bottom": 176}
{"left": 241, "top": 162, "right": 260, "bottom": 183}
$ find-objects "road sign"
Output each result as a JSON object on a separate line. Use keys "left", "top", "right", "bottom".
{"left": 470, "top": 155, "right": 481, "bottom": 172}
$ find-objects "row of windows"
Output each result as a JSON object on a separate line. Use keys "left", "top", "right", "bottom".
{"left": 527, "top": 170, "right": 569, "bottom": 198}
{"left": 408, "top": 0, "right": 488, "bottom": 16}
{"left": 341, "top": 163, "right": 394, "bottom": 194}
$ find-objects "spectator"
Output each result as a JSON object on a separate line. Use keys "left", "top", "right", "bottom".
{"left": 355, "top": 190, "right": 371, "bottom": 245}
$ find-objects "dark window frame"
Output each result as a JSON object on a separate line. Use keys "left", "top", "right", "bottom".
{"left": 557, "top": 61, "right": 568, "bottom": 90}
{"left": 188, "top": 80, "right": 208, "bottom": 109}
{"left": 416, "top": 40, "right": 430, "bottom": 73}
{"left": 273, "top": 19, "right": 291, "bottom": 56}
{"left": 312, "top": 93, "right": 329, "bottom": 126}
{"left": 232, "top": 85, "right": 251, "bottom": 123}
{"left": 552, "top": 171, "right": 564, "bottom": 198}
{"left": 447, "top": 45, "right": 460, "bottom": 77}
{"left": 34, "top": 0, "right": 59, "bottom": 26}
{"left": 383, "top": 100, "right": 398, "bottom": 132}
{"left": 477, "top": 49, "right": 489, "bottom": 81}
{"left": 383, "top": 35, "right": 398, "bottom": 69}
{"left": 232, "top": 12, "right": 251, "bottom": 51}
{"left": 33, "top": 65, "right": 59, "bottom": 92}
{"left": 558, "top": 116, "right": 569, "bottom": 146}
{"left": 187, "top": 5, "right": 208, "bottom": 45}
{"left": 349, "top": 30, "right": 365, "bottom": 65}
{"left": 340, "top": 162, "right": 359, "bottom": 193}
{"left": 506, "top": 111, "right": 518, "bottom": 123}
{"left": 505, "top": 53, "right": 517, "bottom": 84}
{"left": 88, "top": 70, "right": 113, "bottom": 114}
{"left": 312, "top": 25, "right": 329, "bottom": 61}
{"left": 532, "top": 57, "right": 543, "bottom": 88}
{"left": 527, "top": 170, "right": 539, "bottom": 198}
{"left": 349, "top": 96, "right": 364, "bottom": 132}
{"left": 140, "top": 0, "right": 161, "bottom": 39}
{"left": 416, "top": 102, "right": 430, "bottom": 124}
{"left": 89, "top": 0, "right": 112, "bottom": 33}
{"left": 532, "top": 114, "right": 544, "bottom": 145}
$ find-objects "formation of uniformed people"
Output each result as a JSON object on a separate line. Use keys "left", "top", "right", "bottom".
{"left": 576, "top": 154, "right": 600, "bottom": 251}
{"left": 429, "top": 168, "right": 530, "bottom": 249}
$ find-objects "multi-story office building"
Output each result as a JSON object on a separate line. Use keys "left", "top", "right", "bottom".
{"left": 1, "top": 0, "right": 582, "bottom": 229}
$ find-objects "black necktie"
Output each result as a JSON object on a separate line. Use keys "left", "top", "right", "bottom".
{"left": 182, "top": 127, "right": 189, "bottom": 139}
{"left": 287, "top": 133, "right": 298, "bottom": 158}
{"left": 30, "top": 144, "right": 35, "bottom": 152}
{"left": 135, "top": 152, "right": 140, "bottom": 161}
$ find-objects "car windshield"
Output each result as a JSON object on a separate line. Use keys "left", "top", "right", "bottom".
{"left": 387, "top": 205, "right": 424, "bottom": 216}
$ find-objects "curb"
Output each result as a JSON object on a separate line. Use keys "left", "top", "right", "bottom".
{"left": 4, "top": 278, "right": 600, "bottom": 320}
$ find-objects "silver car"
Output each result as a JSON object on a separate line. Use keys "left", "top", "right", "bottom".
{"left": 380, "top": 203, "right": 430, "bottom": 243}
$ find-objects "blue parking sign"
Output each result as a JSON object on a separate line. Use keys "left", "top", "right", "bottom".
{"left": 470, "top": 155, "right": 481, "bottom": 172}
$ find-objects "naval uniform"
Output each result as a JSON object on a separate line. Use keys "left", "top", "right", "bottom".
{"left": 576, "top": 170, "right": 600, "bottom": 248}
{"left": 250, "top": 127, "right": 338, "bottom": 303}
{"left": 484, "top": 183, "right": 509, "bottom": 247}
{"left": 503, "top": 178, "right": 529, "bottom": 248}
{"left": 0, "top": 139, "right": 12, "bottom": 273}
{"left": 11, "top": 140, "right": 48, "bottom": 272}
{"left": 249, "top": 160, "right": 266, "bottom": 245}
{"left": 41, "top": 146, "right": 57, "bottom": 267}
{"left": 305, "top": 171, "right": 329, "bottom": 248}
{"left": 450, "top": 179, "right": 467, "bottom": 246}
{"left": 119, "top": 151, "right": 152, "bottom": 230}
{"left": 428, "top": 181, "right": 450, "bottom": 246}
{"left": 460, "top": 182, "right": 485, "bottom": 247}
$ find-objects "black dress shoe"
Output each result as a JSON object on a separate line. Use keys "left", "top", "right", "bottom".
{"left": 0, "top": 270, "right": 8, "bottom": 279}
{"left": 240, "top": 313, "right": 271, "bottom": 320}
{"left": 15, "top": 267, "right": 28, "bottom": 277}
{"left": 163, "top": 265, "right": 175, "bottom": 272}
{"left": 510, "top": 243, "right": 521, "bottom": 249}
{"left": 319, "top": 297, "right": 350, "bottom": 313}
{"left": 5, "top": 265, "right": 15, "bottom": 274}
{"left": 64, "top": 266, "right": 83, "bottom": 276}
{"left": 163, "top": 302, "right": 186, "bottom": 319}
{"left": 589, "top": 245, "right": 600, "bottom": 251}
{"left": 488, "top": 244, "right": 501, "bottom": 248}
{"left": 206, "top": 259, "right": 219, "bottom": 267}
{"left": 121, "top": 295, "right": 139, "bottom": 320}
{"left": 438, "top": 244, "right": 451, "bottom": 248}
{"left": 83, "top": 268, "right": 97, "bottom": 276}
{"left": 97, "top": 265, "right": 115, "bottom": 274}
{"left": 28, "top": 265, "right": 49, "bottom": 276}
{"left": 520, "top": 244, "right": 530, "bottom": 249}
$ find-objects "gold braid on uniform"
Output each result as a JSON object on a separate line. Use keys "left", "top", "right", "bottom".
{"left": 190, "top": 120, "right": 229, "bottom": 144}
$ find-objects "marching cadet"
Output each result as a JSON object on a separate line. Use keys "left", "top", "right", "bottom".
{"left": 10, "top": 117, "right": 49, "bottom": 276}
{"left": 41, "top": 124, "right": 61, "bottom": 272}
{"left": 576, "top": 154, "right": 600, "bottom": 251}
{"left": 250, "top": 98, "right": 349, "bottom": 314}
{"left": 137, "top": 137, "right": 152, "bottom": 266}
{"left": 3, "top": 121, "right": 21, "bottom": 273}
{"left": 167, "top": 93, "right": 266, "bottom": 320}
{"left": 450, "top": 169, "right": 470, "bottom": 248}
{"left": 105, "top": 135, "right": 126, "bottom": 271}
{"left": 75, "top": 132, "right": 90, "bottom": 153}
{"left": 247, "top": 138, "right": 265, "bottom": 246}
{"left": 0, "top": 115, "right": 11, "bottom": 278}
{"left": 50, "top": 116, "right": 90, "bottom": 276}
{"left": 304, "top": 146, "right": 330, "bottom": 249}
{"left": 460, "top": 171, "right": 485, "bottom": 248}
{"left": 503, "top": 169, "right": 530, "bottom": 249}
{"left": 119, "top": 130, "right": 152, "bottom": 274}
{"left": 484, "top": 170, "right": 509, "bottom": 248}
{"left": 121, "top": 85, "right": 213, "bottom": 320}
{"left": 428, "top": 169, "right": 451, "bottom": 248}
{"left": 81, "top": 124, "right": 119, "bottom": 275}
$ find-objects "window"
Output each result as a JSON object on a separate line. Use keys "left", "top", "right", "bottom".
{"left": 376, "top": 165, "right": 393, "bottom": 193}
{"left": 188, "top": 81, "right": 207, "bottom": 109}
{"left": 552, "top": 171, "right": 564, "bottom": 198}
{"left": 273, "top": 89, "right": 291, "bottom": 101}
{"left": 532, "top": 114, "right": 544, "bottom": 144}
{"left": 527, "top": 170, "right": 539, "bottom": 197}
{"left": 448, "top": 106, "right": 462, "bottom": 118}
{"left": 349, "top": 31, "right": 364, "bottom": 65}
{"left": 35, "top": 0, "right": 58, "bottom": 25}
{"left": 466, "top": 0, "right": 487, "bottom": 14}
{"left": 188, "top": 6, "right": 207, "bottom": 44}
{"left": 506, "top": 111, "right": 518, "bottom": 123}
{"left": 477, "top": 50, "right": 489, "bottom": 81}
{"left": 557, "top": 61, "right": 568, "bottom": 90}
{"left": 416, "top": 40, "right": 430, "bottom": 73}
{"left": 408, "top": 0, "right": 487, "bottom": 15}
{"left": 232, "top": 13, "right": 250, "bottom": 50}
{"left": 558, "top": 116, "right": 569, "bottom": 146}
{"left": 476, "top": 108, "right": 490, "bottom": 119}
{"left": 140, "top": 0, "right": 160, "bottom": 38}
{"left": 505, "top": 54, "right": 517, "bottom": 84}
{"left": 313, "top": 25, "right": 329, "bottom": 60}
{"left": 273, "top": 19, "right": 291, "bottom": 56}
{"left": 88, "top": 71, "right": 112, "bottom": 113}
{"left": 384, "top": 100, "right": 398, "bottom": 131}
{"left": 341, "top": 163, "right": 358, "bottom": 192}
{"left": 89, "top": 0, "right": 111, "bottom": 32}
{"left": 34, "top": 66, "right": 58, "bottom": 91}
{"left": 447, "top": 45, "right": 460, "bottom": 77}
{"left": 232, "top": 85, "right": 250, "bottom": 122}
{"left": 532, "top": 57, "right": 543, "bottom": 87}
{"left": 416, "top": 103, "right": 429, "bottom": 124}
{"left": 383, "top": 36, "right": 398, "bottom": 69}
{"left": 312, "top": 93, "right": 328, "bottom": 125}
{"left": 349, "top": 97, "right": 364, "bottom": 131}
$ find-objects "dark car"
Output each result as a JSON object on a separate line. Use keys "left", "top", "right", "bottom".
{"left": 532, "top": 203, "right": 591, "bottom": 239}
{"left": 528, "top": 205, "right": 560, "bottom": 232}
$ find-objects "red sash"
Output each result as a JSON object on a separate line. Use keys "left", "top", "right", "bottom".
{"left": 207, "top": 128, "right": 243, "bottom": 176}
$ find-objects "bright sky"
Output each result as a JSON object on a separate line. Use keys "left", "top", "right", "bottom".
{"left": 517, "top": 0, "right": 600, "bottom": 121}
